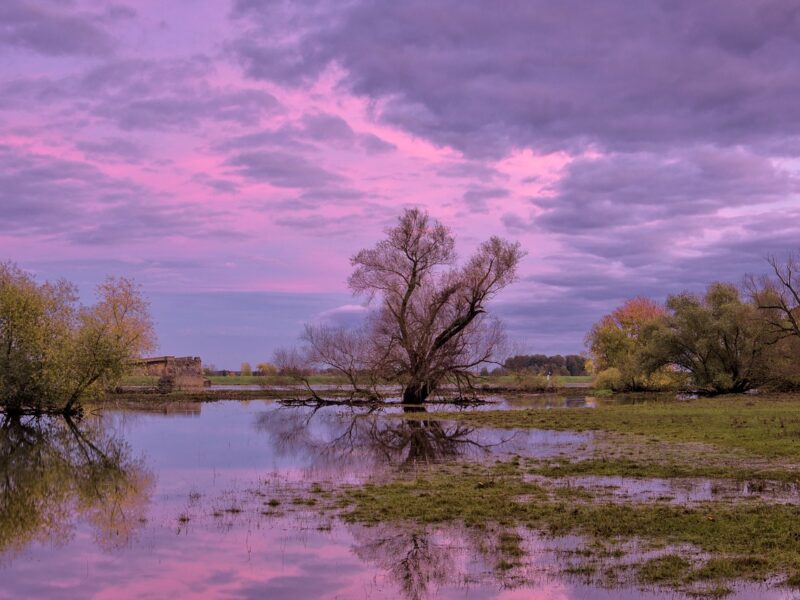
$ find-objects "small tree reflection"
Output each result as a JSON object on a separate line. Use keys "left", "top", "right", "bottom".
{"left": 350, "top": 522, "right": 529, "bottom": 600}
{"left": 0, "top": 414, "right": 153, "bottom": 558}
{"left": 352, "top": 525, "right": 455, "bottom": 600}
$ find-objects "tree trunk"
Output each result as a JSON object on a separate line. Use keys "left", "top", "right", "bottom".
{"left": 402, "top": 381, "right": 430, "bottom": 404}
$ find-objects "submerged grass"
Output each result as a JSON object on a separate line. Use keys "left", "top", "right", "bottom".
{"left": 526, "top": 457, "right": 800, "bottom": 482}
{"left": 407, "top": 394, "right": 800, "bottom": 460}
{"left": 330, "top": 394, "right": 800, "bottom": 595}
{"left": 335, "top": 459, "right": 800, "bottom": 594}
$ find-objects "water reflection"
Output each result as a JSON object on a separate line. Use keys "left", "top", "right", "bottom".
{"left": 349, "top": 522, "right": 538, "bottom": 600}
{"left": 527, "top": 473, "right": 800, "bottom": 506}
{"left": 352, "top": 526, "right": 456, "bottom": 600}
{"left": 0, "top": 414, "right": 153, "bottom": 556}
{"left": 0, "top": 401, "right": 788, "bottom": 600}
{"left": 257, "top": 405, "right": 493, "bottom": 472}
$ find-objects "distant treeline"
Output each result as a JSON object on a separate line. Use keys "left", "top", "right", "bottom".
{"left": 500, "top": 354, "right": 587, "bottom": 376}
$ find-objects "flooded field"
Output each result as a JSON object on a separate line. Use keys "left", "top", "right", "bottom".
{"left": 1, "top": 397, "right": 798, "bottom": 599}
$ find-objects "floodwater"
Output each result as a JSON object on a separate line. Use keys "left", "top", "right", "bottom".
{"left": 525, "top": 474, "right": 800, "bottom": 506}
{"left": 0, "top": 400, "right": 794, "bottom": 599}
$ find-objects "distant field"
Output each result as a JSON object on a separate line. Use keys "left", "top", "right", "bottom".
{"left": 207, "top": 374, "right": 353, "bottom": 385}
{"left": 119, "top": 374, "right": 354, "bottom": 386}
{"left": 120, "top": 373, "right": 594, "bottom": 387}
{"left": 481, "top": 374, "right": 593, "bottom": 386}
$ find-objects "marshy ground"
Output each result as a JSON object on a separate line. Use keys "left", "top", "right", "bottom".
{"left": 3, "top": 392, "right": 800, "bottom": 598}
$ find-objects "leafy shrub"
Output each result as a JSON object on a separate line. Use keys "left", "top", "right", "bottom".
{"left": 594, "top": 368, "right": 624, "bottom": 391}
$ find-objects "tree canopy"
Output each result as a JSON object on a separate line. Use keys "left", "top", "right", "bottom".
{"left": 586, "top": 297, "right": 669, "bottom": 391}
{"left": 647, "top": 283, "right": 771, "bottom": 394}
{"left": 0, "top": 263, "right": 155, "bottom": 414}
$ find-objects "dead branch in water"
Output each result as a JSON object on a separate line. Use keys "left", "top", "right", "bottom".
{"left": 278, "top": 396, "right": 385, "bottom": 408}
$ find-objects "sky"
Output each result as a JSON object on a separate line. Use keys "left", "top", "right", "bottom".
{"left": 2, "top": 0, "right": 800, "bottom": 368}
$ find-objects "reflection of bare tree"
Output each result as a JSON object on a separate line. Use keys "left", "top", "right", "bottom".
{"left": 256, "top": 405, "right": 490, "bottom": 472}
{"left": 349, "top": 522, "right": 528, "bottom": 600}
{"left": 351, "top": 525, "right": 454, "bottom": 600}
{"left": 0, "top": 414, "right": 153, "bottom": 557}
{"left": 367, "top": 412, "right": 486, "bottom": 467}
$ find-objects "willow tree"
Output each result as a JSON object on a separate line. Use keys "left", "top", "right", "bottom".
{"left": 646, "top": 283, "right": 770, "bottom": 394}
{"left": 304, "top": 209, "right": 523, "bottom": 404}
{"left": 0, "top": 263, "right": 155, "bottom": 414}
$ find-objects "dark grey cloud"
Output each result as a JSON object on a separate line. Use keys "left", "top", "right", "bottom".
{"left": 507, "top": 202, "right": 800, "bottom": 353}
{"left": 301, "top": 112, "right": 354, "bottom": 141}
{"left": 0, "top": 145, "right": 230, "bottom": 244}
{"left": 462, "top": 185, "right": 509, "bottom": 213}
{"left": 225, "top": 150, "right": 341, "bottom": 187}
{"left": 102, "top": 89, "right": 276, "bottom": 130}
{"left": 0, "top": 1, "right": 119, "bottom": 57}
{"left": 534, "top": 149, "right": 798, "bottom": 233}
{"left": 218, "top": 111, "right": 395, "bottom": 156}
{"left": 501, "top": 151, "right": 800, "bottom": 327}
{"left": 216, "top": 111, "right": 393, "bottom": 195}
{"left": 493, "top": 296, "right": 597, "bottom": 354}
{"left": 230, "top": 0, "right": 800, "bottom": 158}
{"left": 296, "top": 112, "right": 395, "bottom": 153}
{"left": 80, "top": 59, "right": 281, "bottom": 130}
{"left": 273, "top": 212, "right": 370, "bottom": 235}
{"left": 76, "top": 137, "right": 147, "bottom": 162}
{"left": 217, "top": 128, "right": 318, "bottom": 153}
{"left": 0, "top": 144, "right": 136, "bottom": 230}
{"left": 359, "top": 132, "right": 395, "bottom": 154}
{"left": 0, "top": 76, "right": 68, "bottom": 108}
{"left": 435, "top": 160, "right": 506, "bottom": 181}
{"left": 192, "top": 173, "right": 240, "bottom": 194}
{"left": 496, "top": 145, "right": 800, "bottom": 352}
{"left": 1, "top": 58, "right": 282, "bottom": 131}
{"left": 495, "top": 146, "right": 798, "bottom": 279}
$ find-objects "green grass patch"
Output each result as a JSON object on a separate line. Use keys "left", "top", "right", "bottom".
{"left": 206, "top": 374, "right": 363, "bottom": 386}
{"left": 638, "top": 554, "right": 691, "bottom": 583}
{"left": 407, "top": 394, "right": 800, "bottom": 460}
{"left": 527, "top": 457, "right": 800, "bottom": 482}
{"left": 335, "top": 459, "right": 800, "bottom": 592}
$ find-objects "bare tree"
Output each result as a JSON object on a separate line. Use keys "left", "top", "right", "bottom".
{"left": 302, "top": 323, "right": 385, "bottom": 398}
{"left": 306, "top": 209, "right": 523, "bottom": 404}
{"left": 272, "top": 346, "right": 323, "bottom": 400}
{"left": 746, "top": 252, "right": 800, "bottom": 344}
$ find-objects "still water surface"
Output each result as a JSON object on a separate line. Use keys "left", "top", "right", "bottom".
{"left": 0, "top": 399, "right": 793, "bottom": 599}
